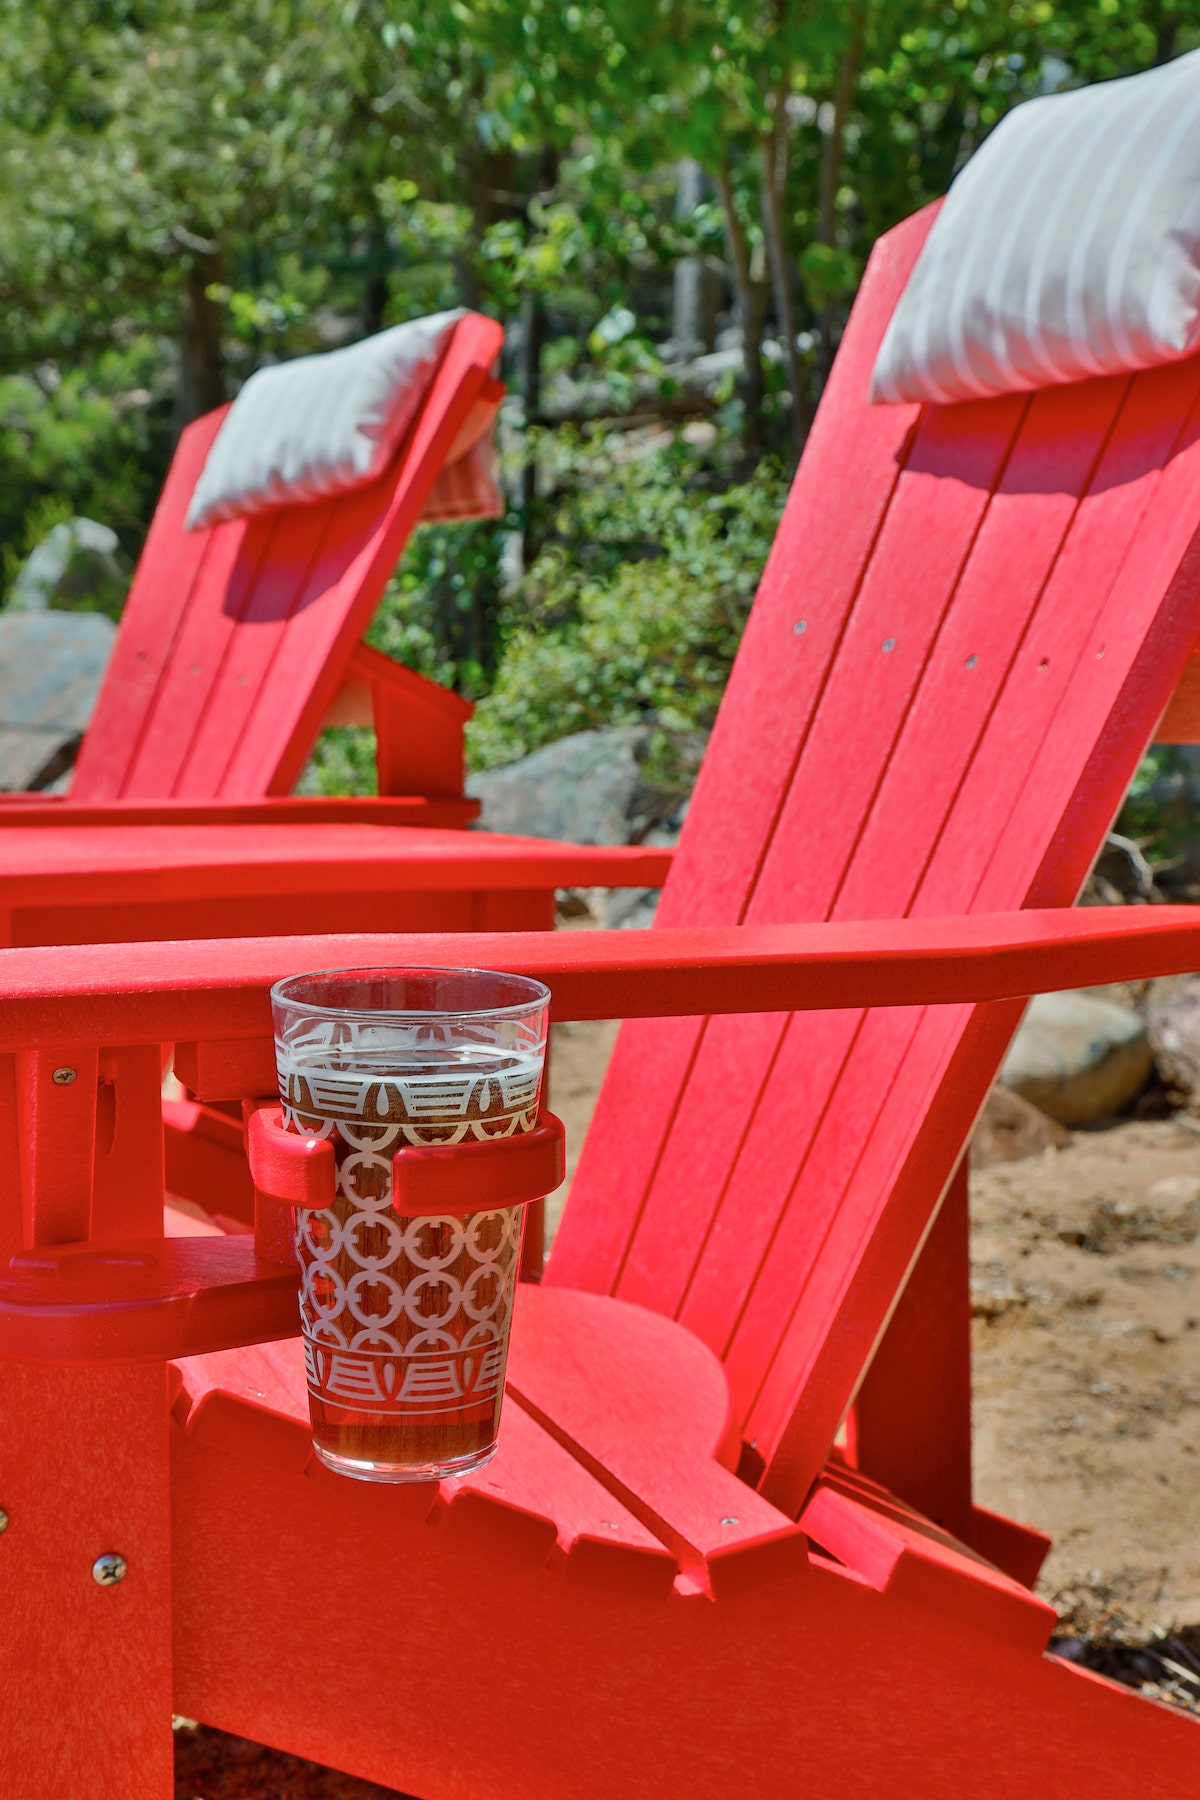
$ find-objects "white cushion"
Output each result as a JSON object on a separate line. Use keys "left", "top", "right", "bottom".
{"left": 185, "top": 310, "right": 465, "bottom": 530}
{"left": 871, "top": 50, "right": 1200, "bottom": 406}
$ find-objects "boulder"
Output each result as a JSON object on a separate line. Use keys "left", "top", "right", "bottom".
{"left": 7, "top": 517, "right": 128, "bottom": 616}
{"left": 467, "top": 725, "right": 705, "bottom": 846}
{"left": 970, "top": 1084, "right": 1071, "bottom": 1169}
{"left": 1143, "top": 974, "right": 1200, "bottom": 1108}
{"left": 999, "top": 989, "right": 1152, "bottom": 1126}
{"left": 470, "top": 726, "right": 706, "bottom": 931}
{"left": 0, "top": 610, "right": 117, "bottom": 790}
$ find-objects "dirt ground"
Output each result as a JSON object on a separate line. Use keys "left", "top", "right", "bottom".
{"left": 971, "top": 1115, "right": 1200, "bottom": 1638}
{"left": 176, "top": 1021, "right": 1200, "bottom": 1791}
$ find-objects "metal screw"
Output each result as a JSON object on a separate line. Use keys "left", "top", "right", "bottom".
{"left": 719, "top": 1516, "right": 740, "bottom": 1527}
{"left": 882, "top": 637, "right": 896, "bottom": 653}
{"left": 0, "top": 1507, "right": 8, "bottom": 1534}
{"left": 92, "top": 1552, "right": 127, "bottom": 1587}
{"left": 52, "top": 1067, "right": 77, "bottom": 1086}
{"left": 792, "top": 620, "right": 807, "bottom": 635}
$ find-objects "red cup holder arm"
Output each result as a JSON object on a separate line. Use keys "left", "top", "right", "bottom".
{"left": 246, "top": 1105, "right": 565, "bottom": 1218}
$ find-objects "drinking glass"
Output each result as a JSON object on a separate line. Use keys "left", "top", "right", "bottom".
{"left": 270, "top": 966, "right": 550, "bottom": 1483}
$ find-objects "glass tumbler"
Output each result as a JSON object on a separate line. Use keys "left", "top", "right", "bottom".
{"left": 270, "top": 966, "right": 550, "bottom": 1483}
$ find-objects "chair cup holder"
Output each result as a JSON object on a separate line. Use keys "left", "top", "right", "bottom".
{"left": 246, "top": 1104, "right": 565, "bottom": 1218}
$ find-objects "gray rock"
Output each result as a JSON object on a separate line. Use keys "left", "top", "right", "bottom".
{"left": 0, "top": 610, "right": 117, "bottom": 789}
{"left": 970, "top": 1084, "right": 1071, "bottom": 1168}
{"left": 468, "top": 726, "right": 705, "bottom": 845}
{"left": 999, "top": 989, "right": 1152, "bottom": 1127}
{"left": 1144, "top": 974, "right": 1200, "bottom": 1106}
{"left": 8, "top": 517, "right": 128, "bottom": 615}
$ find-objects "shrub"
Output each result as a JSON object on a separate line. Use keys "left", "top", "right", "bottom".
{"left": 301, "top": 436, "right": 786, "bottom": 794}
{"left": 467, "top": 443, "right": 786, "bottom": 769}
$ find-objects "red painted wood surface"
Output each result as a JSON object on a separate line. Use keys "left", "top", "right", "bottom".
{"left": 847, "top": 1160, "right": 974, "bottom": 1541}
{"left": 0, "top": 825, "right": 667, "bottom": 948}
{"left": 550, "top": 204, "right": 1200, "bottom": 1523}
{"left": 0, "top": 1233, "right": 296, "bottom": 1361}
{"left": 0, "top": 793, "right": 481, "bottom": 827}
{"left": 7, "top": 907, "right": 1200, "bottom": 1046}
{"left": 62, "top": 315, "right": 502, "bottom": 804}
{"left": 9, "top": 198, "right": 1200, "bottom": 1790}
{"left": 6, "top": 905, "right": 1200, "bottom": 1787}
{"left": 0, "top": 1362, "right": 175, "bottom": 1799}
{"left": 165, "top": 1290, "right": 1197, "bottom": 1794}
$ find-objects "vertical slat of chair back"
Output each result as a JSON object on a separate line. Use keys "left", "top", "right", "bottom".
{"left": 550, "top": 207, "right": 1200, "bottom": 1514}
{"left": 69, "top": 316, "right": 503, "bottom": 802}
{"left": 69, "top": 407, "right": 232, "bottom": 799}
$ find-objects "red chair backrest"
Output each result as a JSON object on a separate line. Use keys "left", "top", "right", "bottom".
{"left": 69, "top": 314, "right": 503, "bottom": 801}
{"left": 549, "top": 204, "right": 1200, "bottom": 1510}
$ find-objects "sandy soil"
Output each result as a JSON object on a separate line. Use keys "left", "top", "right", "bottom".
{"left": 971, "top": 1117, "right": 1200, "bottom": 1637}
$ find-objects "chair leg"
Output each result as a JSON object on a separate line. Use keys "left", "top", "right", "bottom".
{"left": 847, "top": 1159, "right": 974, "bottom": 1540}
{"left": 0, "top": 1361, "right": 175, "bottom": 1798}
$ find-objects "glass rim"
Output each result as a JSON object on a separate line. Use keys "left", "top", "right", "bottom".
{"left": 270, "top": 964, "right": 551, "bottom": 1027}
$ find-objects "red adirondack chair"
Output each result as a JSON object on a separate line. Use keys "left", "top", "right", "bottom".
{"left": 0, "top": 303, "right": 669, "bottom": 969}
{"left": 0, "top": 311, "right": 506, "bottom": 820}
{"left": 5, "top": 201, "right": 1200, "bottom": 1793}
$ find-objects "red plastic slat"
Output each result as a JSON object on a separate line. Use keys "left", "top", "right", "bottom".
{"left": 0, "top": 1234, "right": 296, "bottom": 1363}
{"left": 67, "top": 316, "right": 502, "bottom": 805}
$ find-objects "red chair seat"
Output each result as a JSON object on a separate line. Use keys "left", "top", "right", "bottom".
{"left": 171, "top": 1282, "right": 802, "bottom": 1593}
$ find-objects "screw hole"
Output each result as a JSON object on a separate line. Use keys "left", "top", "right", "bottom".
{"left": 965, "top": 654, "right": 978, "bottom": 669}
{"left": 1037, "top": 659, "right": 1050, "bottom": 672}
{"left": 793, "top": 620, "right": 807, "bottom": 635}
{"left": 882, "top": 637, "right": 896, "bottom": 653}
{"left": 1096, "top": 645, "right": 1106, "bottom": 660}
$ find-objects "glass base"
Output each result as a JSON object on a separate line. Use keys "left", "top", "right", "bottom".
{"left": 312, "top": 1439, "right": 499, "bottom": 1484}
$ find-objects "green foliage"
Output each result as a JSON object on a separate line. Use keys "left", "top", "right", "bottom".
{"left": 303, "top": 725, "right": 379, "bottom": 797}
{"left": 303, "top": 435, "right": 783, "bottom": 792}
{"left": 367, "top": 517, "right": 511, "bottom": 695}
{"left": 0, "top": 338, "right": 172, "bottom": 584}
{"left": 467, "top": 439, "right": 786, "bottom": 769}
{"left": 7, "top": 0, "right": 1200, "bottom": 804}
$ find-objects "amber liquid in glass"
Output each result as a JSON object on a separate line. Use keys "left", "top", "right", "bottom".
{"left": 284, "top": 1042, "right": 538, "bottom": 1481}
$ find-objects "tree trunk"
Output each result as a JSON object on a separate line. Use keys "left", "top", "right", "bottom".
{"left": 362, "top": 200, "right": 390, "bottom": 337}
{"left": 815, "top": 11, "right": 866, "bottom": 385}
{"left": 759, "top": 81, "right": 809, "bottom": 452}
{"left": 672, "top": 159, "right": 719, "bottom": 357}
{"left": 520, "top": 287, "right": 547, "bottom": 567}
{"left": 459, "top": 144, "right": 517, "bottom": 310}
{"left": 715, "top": 165, "right": 769, "bottom": 469}
{"left": 520, "top": 145, "right": 559, "bottom": 566}
{"left": 175, "top": 244, "right": 225, "bottom": 434}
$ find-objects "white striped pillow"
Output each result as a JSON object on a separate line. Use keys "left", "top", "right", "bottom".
{"left": 185, "top": 310, "right": 465, "bottom": 530}
{"left": 870, "top": 50, "right": 1200, "bottom": 406}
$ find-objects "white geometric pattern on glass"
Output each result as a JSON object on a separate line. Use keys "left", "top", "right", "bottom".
{"left": 275, "top": 1011, "right": 543, "bottom": 1423}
